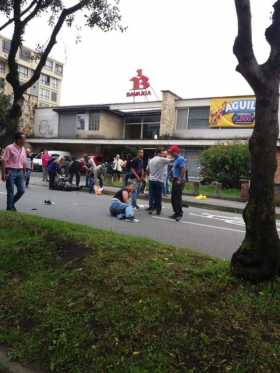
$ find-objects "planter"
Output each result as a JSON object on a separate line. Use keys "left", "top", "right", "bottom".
{"left": 240, "top": 178, "right": 250, "bottom": 202}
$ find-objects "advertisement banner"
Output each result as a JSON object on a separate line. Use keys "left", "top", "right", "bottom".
{"left": 209, "top": 97, "right": 256, "bottom": 128}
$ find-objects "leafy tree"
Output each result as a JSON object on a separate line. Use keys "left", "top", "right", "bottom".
{"left": 200, "top": 144, "right": 250, "bottom": 188}
{"left": 231, "top": 0, "right": 280, "bottom": 281}
{"left": 0, "top": 0, "right": 123, "bottom": 130}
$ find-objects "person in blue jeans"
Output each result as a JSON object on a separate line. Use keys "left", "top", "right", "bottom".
{"left": 1, "top": 132, "right": 27, "bottom": 211}
{"left": 130, "top": 149, "right": 144, "bottom": 209}
{"left": 110, "top": 182, "right": 136, "bottom": 221}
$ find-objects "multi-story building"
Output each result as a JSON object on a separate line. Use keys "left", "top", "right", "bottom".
{"left": 0, "top": 34, "right": 63, "bottom": 134}
{"left": 30, "top": 90, "right": 270, "bottom": 178}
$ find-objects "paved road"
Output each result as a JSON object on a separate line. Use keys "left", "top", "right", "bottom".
{"left": 0, "top": 181, "right": 251, "bottom": 260}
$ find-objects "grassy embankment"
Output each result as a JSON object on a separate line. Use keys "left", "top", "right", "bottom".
{"left": 0, "top": 212, "right": 280, "bottom": 373}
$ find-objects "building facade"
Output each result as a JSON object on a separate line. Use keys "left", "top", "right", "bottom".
{"left": 0, "top": 34, "right": 63, "bottom": 135}
{"left": 29, "top": 90, "right": 269, "bottom": 178}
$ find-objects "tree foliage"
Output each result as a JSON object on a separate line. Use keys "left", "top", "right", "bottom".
{"left": 0, "top": 0, "right": 124, "bottom": 123}
{"left": 0, "top": 93, "right": 16, "bottom": 145}
{"left": 200, "top": 144, "right": 250, "bottom": 188}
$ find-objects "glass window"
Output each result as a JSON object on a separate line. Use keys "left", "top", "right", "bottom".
{"left": 0, "top": 61, "right": 5, "bottom": 74}
{"left": 55, "top": 63, "right": 63, "bottom": 75}
{"left": 40, "top": 88, "right": 50, "bottom": 100}
{"left": 45, "top": 59, "right": 53, "bottom": 72}
{"left": 28, "top": 84, "right": 38, "bottom": 97}
{"left": 19, "top": 47, "right": 31, "bottom": 62}
{"left": 40, "top": 73, "right": 50, "bottom": 86}
{"left": 89, "top": 112, "right": 100, "bottom": 131}
{"left": 177, "top": 109, "right": 189, "bottom": 130}
{"left": 76, "top": 114, "right": 86, "bottom": 130}
{"left": 126, "top": 116, "right": 142, "bottom": 124}
{"left": 51, "top": 77, "right": 58, "bottom": 89}
{"left": 2, "top": 39, "right": 11, "bottom": 53}
{"left": 188, "top": 107, "right": 210, "bottom": 129}
{"left": 18, "top": 65, "right": 29, "bottom": 79}
{"left": 143, "top": 123, "right": 160, "bottom": 139}
{"left": 51, "top": 91, "right": 57, "bottom": 102}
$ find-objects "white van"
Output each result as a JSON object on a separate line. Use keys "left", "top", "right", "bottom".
{"left": 33, "top": 150, "right": 72, "bottom": 171}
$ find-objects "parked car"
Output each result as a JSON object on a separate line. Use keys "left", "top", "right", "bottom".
{"left": 33, "top": 151, "right": 72, "bottom": 172}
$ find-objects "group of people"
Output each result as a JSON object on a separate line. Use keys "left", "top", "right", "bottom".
{"left": 110, "top": 145, "right": 187, "bottom": 222}
{"left": 1, "top": 132, "right": 187, "bottom": 223}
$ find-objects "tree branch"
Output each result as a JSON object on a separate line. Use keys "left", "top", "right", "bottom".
{"left": 21, "top": 1, "right": 87, "bottom": 92}
{"left": 233, "top": 0, "right": 265, "bottom": 92}
{"left": 265, "top": 0, "right": 280, "bottom": 76}
{"left": 0, "top": 0, "right": 38, "bottom": 32}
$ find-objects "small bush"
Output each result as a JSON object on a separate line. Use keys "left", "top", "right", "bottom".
{"left": 200, "top": 144, "right": 250, "bottom": 188}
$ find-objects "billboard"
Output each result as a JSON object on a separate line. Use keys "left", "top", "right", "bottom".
{"left": 209, "top": 97, "right": 255, "bottom": 128}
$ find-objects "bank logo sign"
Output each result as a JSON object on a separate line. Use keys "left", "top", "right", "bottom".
{"left": 127, "top": 69, "right": 152, "bottom": 98}
{"left": 209, "top": 97, "right": 256, "bottom": 128}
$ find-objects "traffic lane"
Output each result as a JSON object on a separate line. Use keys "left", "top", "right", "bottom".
{"left": 0, "top": 184, "right": 244, "bottom": 259}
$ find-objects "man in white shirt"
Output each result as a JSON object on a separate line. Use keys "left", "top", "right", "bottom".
{"left": 146, "top": 148, "right": 171, "bottom": 215}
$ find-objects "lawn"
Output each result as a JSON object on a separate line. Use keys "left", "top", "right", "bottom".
{"left": 105, "top": 177, "right": 241, "bottom": 200}
{"left": 0, "top": 212, "right": 280, "bottom": 373}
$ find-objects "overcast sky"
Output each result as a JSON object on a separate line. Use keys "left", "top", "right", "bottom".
{"left": 0, "top": 0, "right": 276, "bottom": 105}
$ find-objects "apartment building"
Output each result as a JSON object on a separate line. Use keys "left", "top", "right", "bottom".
{"left": 0, "top": 34, "right": 63, "bottom": 134}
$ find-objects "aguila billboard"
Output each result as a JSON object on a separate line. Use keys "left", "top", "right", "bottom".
{"left": 209, "top": 97, "right": 256, "bottom": 128}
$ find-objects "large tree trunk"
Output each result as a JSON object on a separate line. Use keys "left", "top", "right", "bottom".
{"left": 8, "top": 94, "right": 24, "bottom": 128}
{"left": 231, "top": 85, "right": 280, "bottom": 281}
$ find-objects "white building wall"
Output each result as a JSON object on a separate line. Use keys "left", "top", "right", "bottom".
{"left": 34, "top": 108, "right": 59, "bottom": 138}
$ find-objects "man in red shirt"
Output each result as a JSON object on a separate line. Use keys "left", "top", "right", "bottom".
{"left": 1, "top": 132, "right": 27, "bottom": 211}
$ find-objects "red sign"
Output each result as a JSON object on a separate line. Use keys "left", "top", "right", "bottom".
{"left": 127, "top": 69, "right": 152, "bottom": 98}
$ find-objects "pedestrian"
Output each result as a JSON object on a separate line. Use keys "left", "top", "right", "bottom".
{"left": 69, "top": 157, "right": 81, "bottom": 187}
{"left": 94, "top": 164, "right": 105, "bottom": 191}
{"left": 110, "top": 181, "right": 137, "bottom": 222}
{"left": 1, "top": 132, "right": 27, "bottom": 211}
{"left": 146, "top": 148, "right": 171, "bottom": 215}
{"left": 83, "top": 154, "right": 96, "bottom": 191}
{"left": 48, "top": 157, "right": 63, "bottom": 190}
{"left": 123, "top": 155, "right": 132, "bottom": 186}
{"left": 41, "top": 149, "right": 49, "bottom": 182}
{"left": 168, "top": 145, "right": 187, "bottom": 222}
{"left": 130, "top": 149, "right": 145, "bottom": 209}
{"left": 112, "top": 154, "right": 124, "bottom": 182}
{"left": 25, "top": 147, "right": 33, "bottom": 188}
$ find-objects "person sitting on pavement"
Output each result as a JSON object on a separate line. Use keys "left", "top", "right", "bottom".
{"left": 110, "top": 181, "right": 137, "bottom": 222}
{"left": 48, "top": 157, "right": 64, "bottom": 190}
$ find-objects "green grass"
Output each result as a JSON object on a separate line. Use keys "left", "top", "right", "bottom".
{"left": 105, "top": 177, "right": 241, "bottom": 199}
{"left": 1, "top": 212, "right": 280, "bottom": 372}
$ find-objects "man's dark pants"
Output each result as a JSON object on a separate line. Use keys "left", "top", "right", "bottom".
{"left": 149, "top": 180, "right": 163, "bottom": 214}
{"left": 6, "top": 169, "right": 25, "bottom": 210}
{"left": 171, "top": 180, "right": 184, "bottom": 217}
{"left": 49, "top": 172, "right": 56, "bottom": 190}
{"left": 69, "top": 171, "right": 80, "bottom": 187}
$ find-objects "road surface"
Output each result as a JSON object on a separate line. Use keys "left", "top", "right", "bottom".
{"left": 0, "top": 182, "right": 254, "bottom": 259}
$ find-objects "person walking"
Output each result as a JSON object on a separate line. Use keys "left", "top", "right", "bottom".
{"left": 168, "top": 145, "right": 187, "bottom": 222}
{"left": 146, "top": 148, "right": 171, "bottom": 215}
{"left": 110, "top": 181, "right": 136, "bottom": 221}
{"left": 41, "top": 149, "right": 49, "bottom": 182}
{"left": 48, "top": 157, "right": 61, "bottom": 190}
{"left": 69, "top": 157, "right": 81, "bottom": 187}
{"left": 130, "top": 149, "right": 144, "bottom": 209}
{"left": 25, "top": 147, "right": 33, "bottom": 188}
{"left": 1, "top": 132, "right": 27, "bottom": 211}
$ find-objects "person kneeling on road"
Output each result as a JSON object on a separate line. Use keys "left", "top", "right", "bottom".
{"left": 110, "top": 181, "right": 137, "bottom": 222}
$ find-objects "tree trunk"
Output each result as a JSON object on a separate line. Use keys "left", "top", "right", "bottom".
{"left": 8, "top": 94, "right": 24, "bottom": 128}
{"left": 231, "top": 85, "right": 280, "bottom": 281}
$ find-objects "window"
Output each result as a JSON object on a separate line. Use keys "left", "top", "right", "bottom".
{"left": 177, "top": 109, "right": 189, "bottom": 130}
{"left": 0, "top": 78, "right": 4, "bottom": 90}
{"left": 89, "top": 112, "right": 100, "bottom": 131}
{"left": 2, "top": 39, "right": 11, "bottom": 53}
{"left": 28, "top": 84, "right": 38, "bottom": 97}
{"left": 55, "top": 63, "right": 63, "bottom": 75}
{"left": 19, "top": 47, "right": 31, "bottom": 62}
{"left": 45, "top": 59, "right": 53, "bottom": 72}
{"left": 18, "top": 65, "right": 29, "bottom": 79}
{"left": 76, "top": 114, "right": 86, "bottom": 130}
{"left": 0, "top": 61, "right": 5, "bottom": 74}
{"left": 51, "top": 91, "right": 57, "bottom": 102}
{"left": 40, "top": 73, "right": 50, "bottom": 86}
{"left": 40, "top": 88, "right": 50, "bottom": 100}
{"left": 51, "top": 77, "right": 58, "bottom": 89}
{"left": 188, "top": 107, "right": 210, "bottom": 129}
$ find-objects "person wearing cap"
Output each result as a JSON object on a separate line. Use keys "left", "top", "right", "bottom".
{"left": 168, "top": 145, "right": 187, "bottom": 222}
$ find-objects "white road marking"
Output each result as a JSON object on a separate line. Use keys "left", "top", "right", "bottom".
{"left": 152, "top": 216, "right": 246, "bottom": 234}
